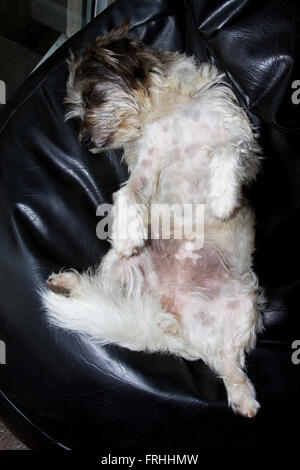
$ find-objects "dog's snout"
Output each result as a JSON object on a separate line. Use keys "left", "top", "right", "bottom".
{"left": 80, "top": 133, "right": 93, "bottom": 149}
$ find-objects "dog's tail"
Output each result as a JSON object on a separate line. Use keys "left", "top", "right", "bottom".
{"left": 41, "top": 277, "right": 191, "bottom": 357}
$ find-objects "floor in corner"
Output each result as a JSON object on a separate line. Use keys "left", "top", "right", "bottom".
{"left": 0, "top": 419, "right": 28, "bottom": 450}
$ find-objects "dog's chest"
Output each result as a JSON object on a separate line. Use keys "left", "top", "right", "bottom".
{"left": 138, "top": 106, "right": 228, "bottom": 203}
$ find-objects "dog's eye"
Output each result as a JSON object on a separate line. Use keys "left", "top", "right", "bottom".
{"left": 82, "top": 93, "right": 89, "bottom": 107}
{"left": 133, "top": 66, "right": 145, "bottom": 82}
{"left": 82, "top": 86, "right": 105, "bottom": 108}
{"left": 82, "top": 91, "right": 92, "bottom": 108}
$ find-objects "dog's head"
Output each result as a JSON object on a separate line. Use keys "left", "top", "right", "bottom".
{"left": 65, "top": 19, "right": 164, "bottom": 152}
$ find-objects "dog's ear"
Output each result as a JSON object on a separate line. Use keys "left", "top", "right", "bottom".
{"left": 110, "top": 18, "right": 130, "bottom": 40}
{"left": 97, "top": 18, "right": 130, "bottom": 46}
{"left": 88, "top": 19, "right": 154, "bottom": 89}
{"left": 104, "top": 37, "right": 147, "bottom": 86}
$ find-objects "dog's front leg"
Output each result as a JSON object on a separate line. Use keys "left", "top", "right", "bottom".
{"left": 111, "top": 166, "right": 154, "bottom": 258}
{"left": 207, "top": 144, "right": 241, "bottom": 219}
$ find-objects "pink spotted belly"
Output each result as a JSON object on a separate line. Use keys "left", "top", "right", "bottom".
{"left": 144, "top": 239, "right": 231, "bottom": 318}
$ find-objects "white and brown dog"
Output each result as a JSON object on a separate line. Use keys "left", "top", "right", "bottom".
{"left": 43, "top": 20, "right": 264, "bottom": 417}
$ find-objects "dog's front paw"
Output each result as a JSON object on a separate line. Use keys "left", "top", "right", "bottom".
{"left": 113, "top": 235, "right": 146, "bottom": 258}
{"left": 46, "top": 271, "right": 80, "bottom": 297}
{"left": 111, "top": 204, "right": 148, "bottom": 258}
{"left": 209, "top": 193, "right": 236, "bottom": 220}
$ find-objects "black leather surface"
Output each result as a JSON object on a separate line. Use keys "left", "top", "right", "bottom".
{"left": 0, "top": 0, "right": 300, "bottom": 450}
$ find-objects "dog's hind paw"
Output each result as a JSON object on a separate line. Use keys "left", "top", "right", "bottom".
{"left": 229, "top": 384, "right": 260, "bottom": 418}
{"left": 46, "top": 271, "right": 80, "bottom": 297}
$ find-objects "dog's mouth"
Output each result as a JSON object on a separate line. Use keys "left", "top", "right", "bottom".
{"left": 78, "top": 133, "right": 102, "bottom": 153}
{"left": 89, "top": 148, "right": 102, "bottom": 154}
{"left": 79, "top": 129, "right": 114, "bottom": 153}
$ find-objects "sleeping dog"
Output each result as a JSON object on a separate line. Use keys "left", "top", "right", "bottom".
{"left": 43, "top": 20, "right": 264, "bottom": 417}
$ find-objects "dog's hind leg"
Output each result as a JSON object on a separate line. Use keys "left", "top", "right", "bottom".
{"left": 178, "top": 278, "right": 261, "bottom": 417}
{"left": 196, "top": 295, "right": 261, "bottom": 418}
{"left": 212, "top": 350, "right": 260, "bottom": 418}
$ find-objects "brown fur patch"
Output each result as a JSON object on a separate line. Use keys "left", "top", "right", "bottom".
{"left": 160, "top": 295, "right": 177, "bottom": 316}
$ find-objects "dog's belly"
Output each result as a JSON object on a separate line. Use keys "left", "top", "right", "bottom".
{"left": 143, "top": 239, "right": 234, "bottom": 322}
{"left": 131, "top": 238, "right": 255, "bottom": 346}
{"left": 156, "top": 162, "right": 208, "bottom": 206}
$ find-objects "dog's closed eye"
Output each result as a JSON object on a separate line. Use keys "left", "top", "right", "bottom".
{"left": 82, "top": 84, "right": 106, "bottom": 108}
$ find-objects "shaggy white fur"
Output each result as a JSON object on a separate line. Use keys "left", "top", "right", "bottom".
{"left": 42, "top": 26, "right": 264, "bottom": 418}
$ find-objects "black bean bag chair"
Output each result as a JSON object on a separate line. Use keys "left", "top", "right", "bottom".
{"left": 0, "top": 0, "right": 299, "bottom": 451}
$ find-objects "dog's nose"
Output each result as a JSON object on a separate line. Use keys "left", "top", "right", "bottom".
{"left": 81, "top": 133, "right": 93, "bottom": 149}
